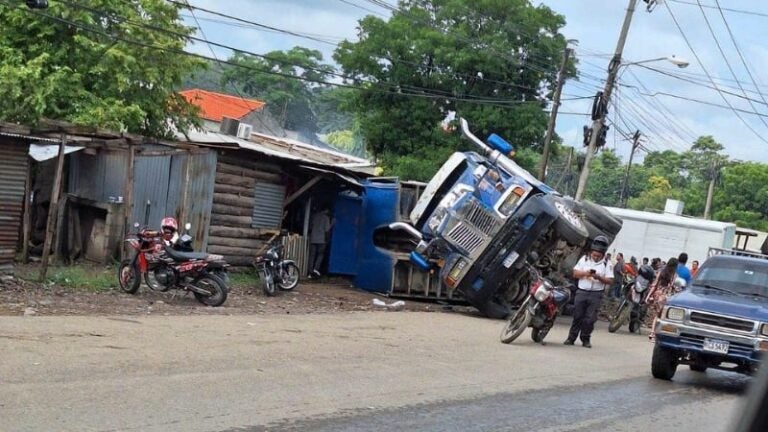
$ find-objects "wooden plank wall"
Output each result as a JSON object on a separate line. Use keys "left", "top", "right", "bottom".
{"left": 208, "top": 152, "right": 285, "bottom": 269}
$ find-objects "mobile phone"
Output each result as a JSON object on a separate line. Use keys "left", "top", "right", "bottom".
{"left": 589, "top": 269, "right": 596, "bottom": 274}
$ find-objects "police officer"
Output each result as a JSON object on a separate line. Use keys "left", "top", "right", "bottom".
{"left": 565, "top": 236, "right": 614, "bottom": 348}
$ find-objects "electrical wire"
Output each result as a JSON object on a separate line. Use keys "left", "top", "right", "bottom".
{"left": 624, "top": 69, "right": 698, "bottom": 141}
{"left": 667, "top": 0, "right": 768, "bottom": 19}
{"left": 713, "top": 0, "right": 768, "bottom": 123}
{"left": 695, "top": 0, "right": 768, "bottom": 131}
{"left": 48, "top": 0, "right": 536, "bottom": 107}
{"left": 664, "top": 1, "right": 768, "bottom": 145}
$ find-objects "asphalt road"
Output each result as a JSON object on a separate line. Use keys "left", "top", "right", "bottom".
{"left": 0, "top": 312, "right": 752, "bottom": 431}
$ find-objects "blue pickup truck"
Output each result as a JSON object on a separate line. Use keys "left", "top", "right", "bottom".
{"left": 651, "top": 248, "right": 768, "bottom": 380}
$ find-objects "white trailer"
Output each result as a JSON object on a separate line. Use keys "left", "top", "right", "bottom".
{"left": 605, "top": 207, "right": 736, "bottom": 266}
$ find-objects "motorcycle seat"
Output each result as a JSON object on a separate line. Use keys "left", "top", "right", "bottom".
{"left": 164, "top": 245, "right": 209, "bottom": 262}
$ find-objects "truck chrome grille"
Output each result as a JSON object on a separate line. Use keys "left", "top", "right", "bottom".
{"left": 446, "top": 223, "right": 485, "bottom": 255}
{"left": 465, "top": 199, "right": 498, "bottom": 235}
{"left": 689, "top": 311, "right": 755, "bottom": 332}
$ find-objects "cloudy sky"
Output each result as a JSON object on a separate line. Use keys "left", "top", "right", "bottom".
{"left": 184, "top": 0, "right": 768, "bottom": 163}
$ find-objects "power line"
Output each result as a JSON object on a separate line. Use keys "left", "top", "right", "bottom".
{"left": 5, "top": 1, "right": 545, "bottom": 111}
{"left": 713, "top": 0, "right": 768, "bottom": 124}
{"left": 182, "top": 0, "right": 281, "bottom": 136}
{"left": 336, "top": 0, "right": 388, "bottom": 17}
{"left": 694, "top": 0, "right": 768, "bottom": 131}
{"left": 667, "top": 0, "right": 768, "bottom": 19}
{"left": 54, "top": 0, "right": 536, "bottom": 107}
{"left": 664, "top": 1, "right": 768, "bottom": 145}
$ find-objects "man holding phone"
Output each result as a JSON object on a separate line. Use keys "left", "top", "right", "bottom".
{"left": 565, "top": 236, "right": 614, "bottom": 348}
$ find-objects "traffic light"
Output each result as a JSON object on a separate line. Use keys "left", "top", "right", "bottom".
{"left": 26, "top": 0, "right": 48, "bottom": 8}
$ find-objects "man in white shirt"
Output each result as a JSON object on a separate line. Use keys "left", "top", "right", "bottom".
{"left": 564, "top": 235, "right": 614, "bottom": 348}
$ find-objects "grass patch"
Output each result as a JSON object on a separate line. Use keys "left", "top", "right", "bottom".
{"left": 229, "top": 270, "right": 260, "bottom": 288}
{"left": 45, "top": 265, "right": 116, "bottom": 292}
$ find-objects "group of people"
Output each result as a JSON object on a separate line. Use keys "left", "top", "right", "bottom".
{"left": 565, "top": 236, "right": 699, "bottom": 348}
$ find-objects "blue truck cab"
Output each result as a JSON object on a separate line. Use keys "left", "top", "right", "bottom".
{"left": 386, "top": 119, "right": 622, "bottom": 318}
{"left": 652, "top": 250, "right": 768, "bottom": 380}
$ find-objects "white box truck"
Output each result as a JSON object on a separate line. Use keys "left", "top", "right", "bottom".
{"left": 605, "top": 207, "right": 736, "bottom": 265}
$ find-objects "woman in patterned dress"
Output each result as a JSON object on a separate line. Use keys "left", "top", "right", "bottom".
{"left": 647, "top": 258, "right": 685, "bottom": 341}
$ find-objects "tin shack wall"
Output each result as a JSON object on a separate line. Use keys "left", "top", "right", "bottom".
{"left": 0, "top": 139, "right": 30, "bottom": 273}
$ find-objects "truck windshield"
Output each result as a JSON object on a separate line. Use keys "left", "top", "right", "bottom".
{"left": 694, "top": 260, "right": 768, "bottom": 297}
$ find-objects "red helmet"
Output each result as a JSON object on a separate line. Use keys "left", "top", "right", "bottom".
{"left": 161, "top": 217, "right": 178, "bottom": 232}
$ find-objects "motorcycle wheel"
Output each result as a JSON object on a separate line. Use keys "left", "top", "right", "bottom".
{"left": 608, "top": 300, "right": 631, "bottom": 333}
{"left": 144, "top": 271, "right": 170, "bottom": 292}
{"left": 117, "top": 259, "right": 140, "bottom": 294}
{"left": 531, "top": 324, "right": 552, "bottom": 343}
{"left": 192, "top": 274, "right": 228, "bottom": 307}
{"left": 500, "top": 301, "right": 532, "bottom": 344}
{"left": 263, "top": 270, "right": 277, "bottom": 297}
{"left": 278, "top": 263, "right": 299, "bottom": 291}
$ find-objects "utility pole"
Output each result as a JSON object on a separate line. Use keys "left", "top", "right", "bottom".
{"left": 619, "top": 130, "right": 641, "bottom": 207}
{"left": 704, "top": 159, "right": 720, "bottom": 219}
{"left": 575, "top": 0, "right": 638, "bottom": 200}
{"left": 539, "top": 45, "right": 573, "bottom": 181}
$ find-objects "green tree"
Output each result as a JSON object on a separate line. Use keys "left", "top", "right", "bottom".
{"left": 713, "top": 162, "right": 768, "bottom": 231}
{"left": 0, "top": 0, "right": 203, "bottom": 137}
{"left": 627, "top": 175, "right": 677, "bottom": 212}
{"left": 584, "top": 150, "right": 624, "bottom": 207}
{"left": 334, "top": 0, "right": 572, "bottom": 180}
{"left": 222, "top": 47, "right": 335, "bottom": 132}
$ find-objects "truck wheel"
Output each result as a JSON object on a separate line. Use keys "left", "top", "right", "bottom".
{"left": 550, "top": 198, "right": 589, "bottom": 247}
{"left": 689, "top": 364, "right": 707, "bottom": 373}
{"left": 651, "top": 345, "right": 678, "bottom": 380}
{"left": 582, "top": 201, "right": 623, "bottom": 237}
{"left": 477, "top": 299, "right": 510, "bottom": 320}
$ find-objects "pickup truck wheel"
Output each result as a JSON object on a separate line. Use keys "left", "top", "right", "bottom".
{"left": 581, "top": 201, "right": 623, "bottom": 237}
{"left": 689, "top": 364, "right": 707, "bottom": 373}
{"left": 550, "top": 198, "right": 589, "bottom": 247}
{"left": 651, "top": 345, "right": 678, "bottom": 380}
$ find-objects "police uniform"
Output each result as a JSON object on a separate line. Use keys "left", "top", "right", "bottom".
{"left": 566, "top": 255, "right": 613, "bottom": 346}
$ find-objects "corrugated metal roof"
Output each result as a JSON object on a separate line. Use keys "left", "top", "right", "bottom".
{"left": 175, "top": 128, "right": 376, "bottom": 175}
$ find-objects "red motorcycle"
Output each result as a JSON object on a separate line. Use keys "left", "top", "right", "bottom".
{"left": 118, "top": 223, "right": 229, "bottom": 306}
{"left": 500, "top": 265, "right": 571, "bottom": 344}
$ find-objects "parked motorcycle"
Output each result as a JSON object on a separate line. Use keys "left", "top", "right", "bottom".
{"left": 118, "top": 222, "right": 229, "bottom": 306}
{"left": 500, "top": 265, "right": 571, "bottom": 344}
{"left": 608, "top": 265, "right": 656, "bottom": 333}
{"left": 254, "top": 230, "right": 299, "bottom": 296}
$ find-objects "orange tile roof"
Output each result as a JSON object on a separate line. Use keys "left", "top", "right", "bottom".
{"left": 180, "top": 89, "right": 265, "bottom": 122}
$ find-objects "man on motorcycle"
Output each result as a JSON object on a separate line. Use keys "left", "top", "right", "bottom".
{"left": 565, "top": 236, "right": 614, "bottom": 348}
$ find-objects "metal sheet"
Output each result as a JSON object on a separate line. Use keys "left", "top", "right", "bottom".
{"left": 178, "top": 151, "right": 216, "bottom": 251}
{"left": 252, "top": 182, "right": 285, "bottom": 229}
{"left": 29, "top": 143, "right": 84, "bottom": 161}
{"left": 68, "top": 151, "right": 127, "bottom": 202}
{"left": 0, "top": 141, "right": 29, "bottom": 270}
{"left": 131, "top": 155, "right": 171, "bottom": 227}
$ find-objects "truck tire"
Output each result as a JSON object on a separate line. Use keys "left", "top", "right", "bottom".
{"left": 651, "top": 345, "right": 678, "bottom": 380}
{"left": 477, "top": 299, "right": 510, "bottom": 320}
{"left": 581, "top": 201, "right": 623, "bottom": 237}
{"left": 689, "top": 364, "right": 707, "bottom": 373}
{"left": 550, "top": 198, "right": 589, "bottom": 247}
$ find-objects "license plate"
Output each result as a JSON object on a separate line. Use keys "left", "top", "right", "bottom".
{"left": 703, "top": 338, "right": 729, "bottom": 354}
{"left": 503, "top": 251, "right": 519, "bottom": 268}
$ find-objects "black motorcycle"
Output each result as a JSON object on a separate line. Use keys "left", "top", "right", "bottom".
{"left": 254, "top": 230, "right": 300, "bottom": 296}
{"left": 609, "top": 265, "right": 656, "bottom": 333}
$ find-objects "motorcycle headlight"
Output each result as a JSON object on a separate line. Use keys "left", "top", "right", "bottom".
{"left": 760, "top": 323, "right": 768, "bottom": 337}
{"left": 666, "top": 307, "right": 685, "bottom": 321}
{"left": 533, "top": 284, "right": 551, "bottom": 302}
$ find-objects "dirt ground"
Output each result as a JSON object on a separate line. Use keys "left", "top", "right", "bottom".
{"left": 0, "top": 271, "right": 473, "bottom": 317}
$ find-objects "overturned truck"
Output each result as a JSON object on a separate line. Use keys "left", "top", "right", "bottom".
{"left": 379, "top": 119, "right": 622, "bottom": 318}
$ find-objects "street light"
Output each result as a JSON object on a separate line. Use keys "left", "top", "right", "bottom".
{"left": 622, "top": 55, "right": 690, "bottom": 69}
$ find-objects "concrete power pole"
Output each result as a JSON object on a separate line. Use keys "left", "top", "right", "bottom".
{"left": 704, "top": 159, "right": 719, "bottom": 219}
{"left": 539, "top": 46, "right": 573, "bottom": 181}
{"left": 619, "top": 130, "right": 642, "bottom": 207}
{"left": 575, "top": 0, "right": 638, "bottom": 200}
